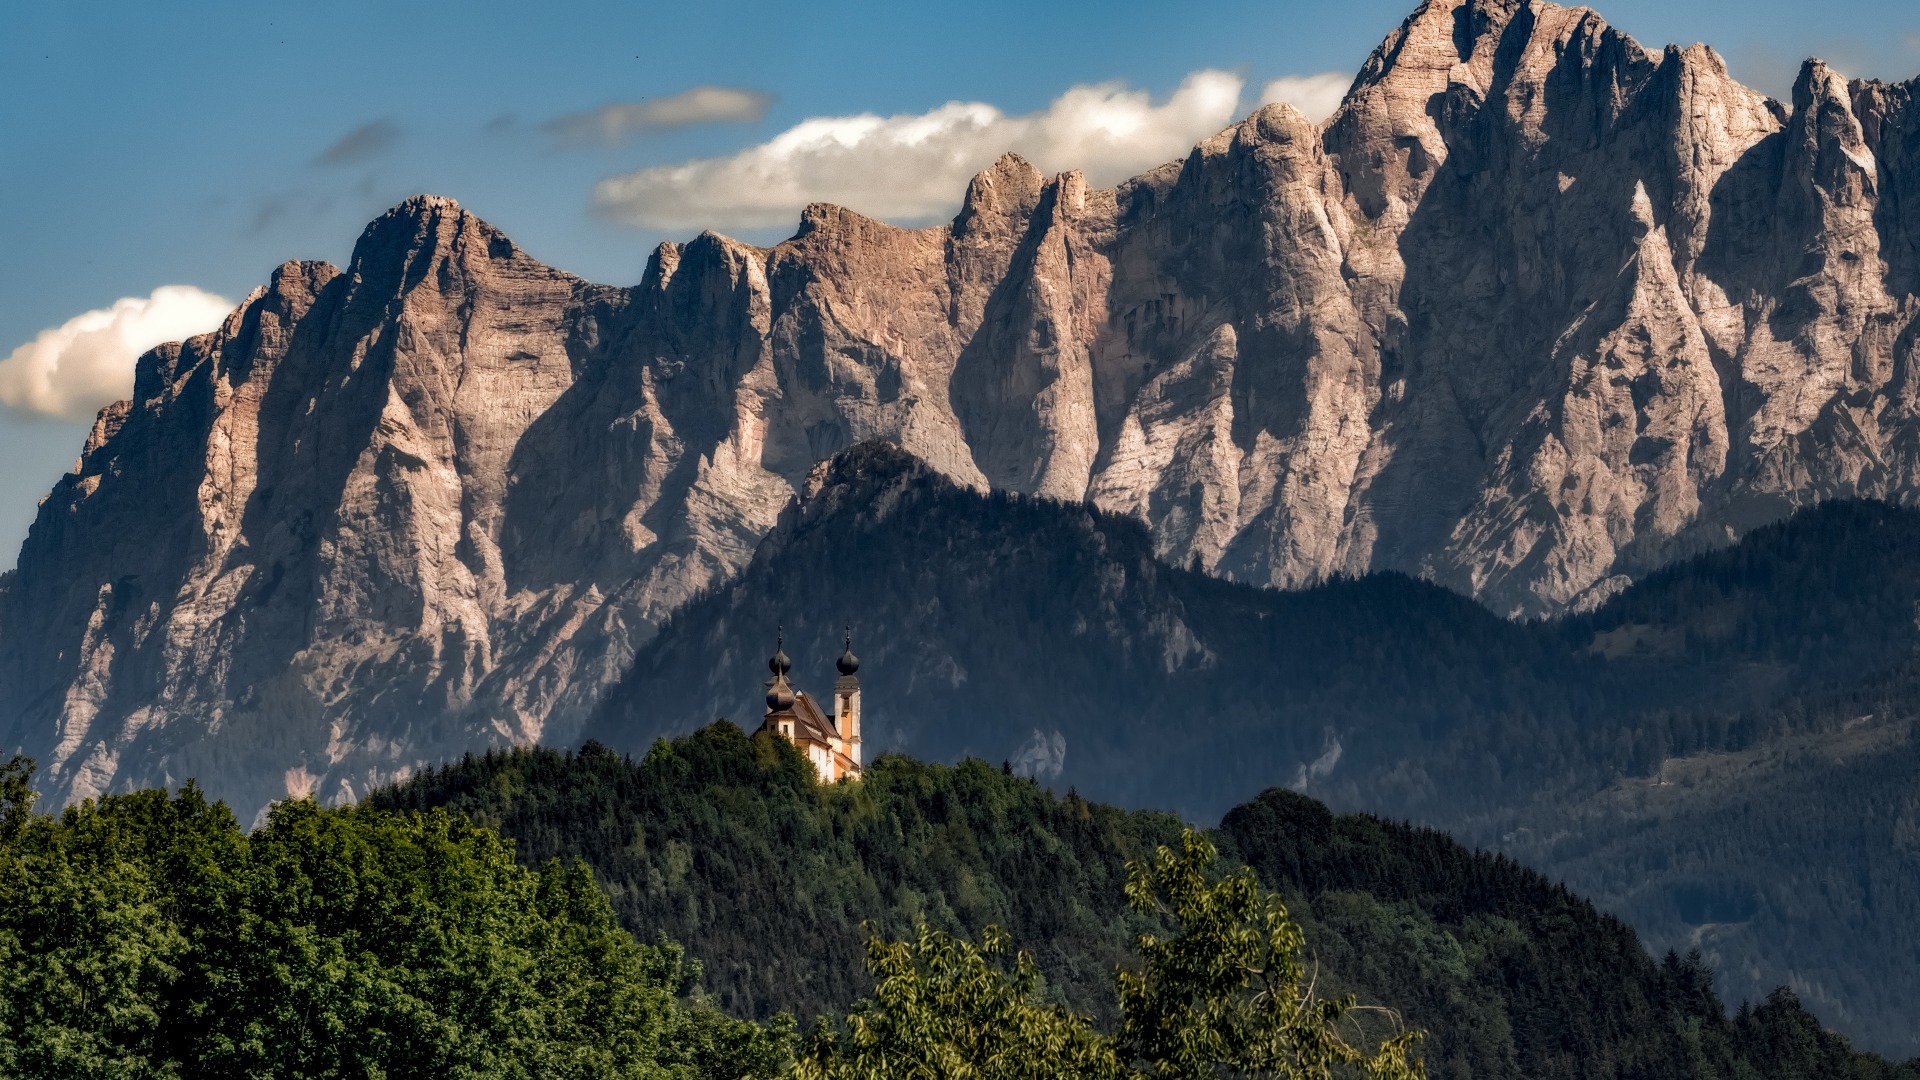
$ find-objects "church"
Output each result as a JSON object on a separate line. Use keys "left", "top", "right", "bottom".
{"left": 757, "top": 629, "right": 863, "bottom": 782}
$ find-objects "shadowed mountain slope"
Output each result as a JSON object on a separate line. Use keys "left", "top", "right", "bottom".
{"left": 8, "top": 0, "right": 1920, "bottom": 816}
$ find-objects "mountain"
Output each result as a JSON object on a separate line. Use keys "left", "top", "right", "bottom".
{"left": 1520, "top": 501, "right": 1920, "bottom": 1053}
{"left": 584, "top": 442, "right": 1920, "bottom": 1055}
{"left": 1500, "top": 674, "right": 1920, "bottom": 1058}
{"left": 369, "top": 728, "right": 1920, "bottom": 1080}
{"left": 5, "top": 0, "right": 1920, "bottom": 812}
{"left": 586, "top": 441, "right": 1920, "bottom": 824}
{"left": 587, "top": 441, "right": 1598, "bottom": 818}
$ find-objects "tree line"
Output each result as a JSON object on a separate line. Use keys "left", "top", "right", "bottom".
{"left": 373, "top": 726, "right": 1920, "bottom": 1080}
{"left": 0, "top": 748, "right": 1420, "bottom": 1078}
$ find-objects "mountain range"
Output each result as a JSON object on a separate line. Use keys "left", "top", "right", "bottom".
{"left": 3, "top": 0, "right": 1920, "bottom": 1057}
{"left": 6, "top": 0, "right": 1919, "bottom": 815}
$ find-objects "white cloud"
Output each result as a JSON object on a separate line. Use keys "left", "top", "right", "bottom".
{"left": 0, "top": 287, "right": 232, "bottom": 423}
{"left": 593, "top": 70, "right": 1246, "bottom": 232}
{"left": 545, "top": 86, "right": 776, "bottom": 146}
{"left": 1257, "top": 72, "right": 1352, "bottom": 124}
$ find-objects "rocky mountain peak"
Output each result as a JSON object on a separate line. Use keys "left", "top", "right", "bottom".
{"left": 4, "top": 0, "right": 1918, "bottom": 820}
{"left": 955, "top": 152, "right": 1047, "bottom": 236}
{"left": 1791, "top": 59, "right": 1880, "bottom": 190}
{"left": 1243, "top": 101, "right": 1317, "bottom": 144}
{"left": 343, "top": 193, "right": 541, "bottom": 304}
{"left": 1329, "top": 0, "right": 1512, "bottom": 221}
{"left": 641, "top": 240, "right": 683, "bottom": 292}
{"left": 352, "top": 193, "right": 472, "bottom": 255}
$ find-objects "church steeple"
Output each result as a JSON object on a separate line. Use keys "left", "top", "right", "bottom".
{"left": 837, "top": 626, "right": 859, "bottom": 677}
{"left": 834, "top": 625, "right": 862, "bottom": 769}
{"left": 769, "top": 626, "right": 792, "bottom": 679}
{"left": 765, "top": 627, "right": 798, "bottom": 738}
{"left": 765, "top": 670, "right": 796, "bottom": 713}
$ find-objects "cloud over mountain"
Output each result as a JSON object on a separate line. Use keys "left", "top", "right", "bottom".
{"left": 1257, "top": 72, "right": 1352, "bottom": 122}
{"left": 0, "top": 287, "right": 232, "bottom": 423}
{"left": 592, "top": 70, "right": 1245, "bottom": 231}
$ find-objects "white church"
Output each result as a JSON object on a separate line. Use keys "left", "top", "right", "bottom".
{"left": 756, "top": 629, "right": 863, "bottom": 782}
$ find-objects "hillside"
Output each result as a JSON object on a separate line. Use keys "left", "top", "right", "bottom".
{"left": 371, "top": 727, "right": 1920, "bottom": 1080}
{"left": 1532, "top": 503, "right": 1920, "bottom": 1050}
{"left": 586, "top": 442, "right": 1602, "bottom": 820}
{"left": 587, "top": 442, "right": 1920, "bottom": 1054}
{"left": 1495, "top": 661, "right": 1920, "bottom": 1053}
{"left": 595, "top": 447, "right": 1920, "bottom": 822}
{"left": 9, "top": 0, "right": 1920, "bottom": 816}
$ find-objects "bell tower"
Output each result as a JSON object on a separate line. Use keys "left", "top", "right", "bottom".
{"left": 834, "top": 627, "right": 862, "bottom": 768}
{"left": 765, "top": 628, "right": 797, "bottom": 740}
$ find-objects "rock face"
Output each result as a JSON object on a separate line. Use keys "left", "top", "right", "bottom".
{"left": 4, "top": 0, "right": 1919, "bottom": 812}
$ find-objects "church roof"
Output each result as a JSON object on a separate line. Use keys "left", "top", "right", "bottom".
{"left": 791, "top": 692, "right": 841, "bottom": 745}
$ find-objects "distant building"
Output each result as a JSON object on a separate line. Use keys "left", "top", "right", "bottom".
{"left": 757, "top": 629, "right": 862, "bottom": 782}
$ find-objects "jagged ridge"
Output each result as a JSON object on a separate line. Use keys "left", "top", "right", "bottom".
{"left": 3, "top": 0, "right": 1919, "bottom": 825}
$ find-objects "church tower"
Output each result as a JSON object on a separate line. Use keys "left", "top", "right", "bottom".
{"left": 764, "top": 630, "right": 798, "bottom": 741}
{"left": 834, "top": 628, "right": 862, "bottom": 769}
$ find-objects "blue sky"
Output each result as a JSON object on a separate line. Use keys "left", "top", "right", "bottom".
{"left": 2, "top": 0, "right": 1917, "bottom": 568}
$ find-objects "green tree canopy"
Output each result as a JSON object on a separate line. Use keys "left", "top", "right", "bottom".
{"left": 0, "top": 772, "right": 792, "bottom": 1079}
{"left": 1118, "top": 830, "right": 1421, "bottom": 1080}
{"left": 796, "top": 924, "right": 1128, "bottom": 1080}
{"left": 800, "top": 828, "right": 1425, "bottom": 1080}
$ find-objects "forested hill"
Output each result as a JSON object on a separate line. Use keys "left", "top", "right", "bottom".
{"left": 575, "top": 443, "right": 1920, "bottom": 1054}
{"left": 1565, "top": 498, "right": 1920, "bottom": 708}
{"left": 369, "top": 727, "right": 1920, "bottom": 1080}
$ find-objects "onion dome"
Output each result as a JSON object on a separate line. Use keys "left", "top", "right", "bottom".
{"left": 766, "top": 672, "right": 796, "bottom": 712}
{"left": 837, "top": 627, "right": 859, "bottom": 676}
{"left": 768, "top": 627, "right": 792, "bottom": 677}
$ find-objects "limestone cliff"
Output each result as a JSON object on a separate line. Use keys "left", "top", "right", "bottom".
{"left": 4, "top": 0, "right": 1919, "bottom": 813}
